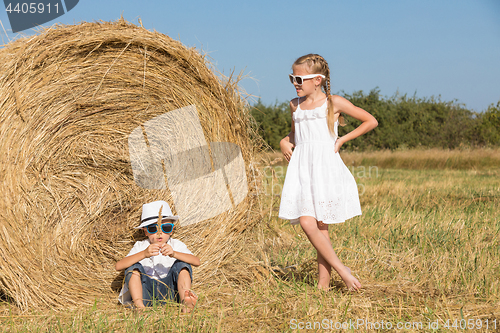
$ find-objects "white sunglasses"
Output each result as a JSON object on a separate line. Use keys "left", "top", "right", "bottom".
{"left": 289, "top": 74, "right": 325, "bottom": 85}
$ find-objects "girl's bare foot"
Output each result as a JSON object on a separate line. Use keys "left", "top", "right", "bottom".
{"left": 340, "top": 266, "right": 361, "bottom": 291}
{"left": 318, "top": 266, "right": 359, "bottom": 291}
{"left": 181, "top": 290, "right": 198, "bottom": 313}
{"left": 317, "top": 283, "right": 330, "bottom": 291}
{"left": 317, "top": 272, "right": 331, "bottom": 290}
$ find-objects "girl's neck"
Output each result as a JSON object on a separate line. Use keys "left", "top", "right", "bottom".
{"left": 300, "top": 91, "right": 327, "bottom": 105}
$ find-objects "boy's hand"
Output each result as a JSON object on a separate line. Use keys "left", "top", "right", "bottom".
{"left": 144, "top": 244, "right": 161, "bottom": 258}
{"left": 160, "top": 244, "right": 174, "bottom": 257}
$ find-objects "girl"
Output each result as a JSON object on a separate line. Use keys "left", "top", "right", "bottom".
{"left": 278, "top": 54, "right": 377, "bottom": 291}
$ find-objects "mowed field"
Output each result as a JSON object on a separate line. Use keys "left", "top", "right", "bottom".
{"left": 1, "top": 148, "right": 499, "bottom": 332}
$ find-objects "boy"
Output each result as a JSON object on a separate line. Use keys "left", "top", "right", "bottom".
{"left": 116, "top": 200, "right": 200, "bottom": 312}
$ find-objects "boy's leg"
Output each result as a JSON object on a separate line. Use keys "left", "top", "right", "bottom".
{"left": 128, "top": 270, "right": 145, "bottom": 309}
{"left": 158, "top": 261, "right": 196, "bottom": 312}
{"left": 124, "top": 263, "right": 154, "bottom": 308}
{"left": 176, "top": 268, "right": 191, "bottom": 299}
{"left": 177, "top": 268, "right": 197, "bottom": 313}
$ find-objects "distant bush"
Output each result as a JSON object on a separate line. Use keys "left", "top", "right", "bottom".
{"left": 476, "top": 101, "right": 500, "bottom": 146}
{"left": 251, "top": 89, "right": 500, "bottom": 151}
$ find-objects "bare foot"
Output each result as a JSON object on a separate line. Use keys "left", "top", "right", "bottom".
{"left": 181, "top": 290, "right": 198, "bottom": 313}
{"left": 318, "top": 267, "right": 357, "bottom": 291}
{"left": 317, "top": 283, "right": 330, "bottom": 291}
{"left": 131, "top": 304, "right": 146, "bottom": 313}
{"left": 317, "top": 275, "right": 331, "bottom": 290}
{"left": 132, "top": 299, "right": 146, "bottom": 311}
{"left": 340, "top": 266, "right": 361, "bottom": 291}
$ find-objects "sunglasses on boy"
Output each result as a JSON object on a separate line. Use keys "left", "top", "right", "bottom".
{"left": 289, "top": 74, "right": 325, "bottom": 85}
{"left": 145, "top": 222, "right": 174, "bottom": 234}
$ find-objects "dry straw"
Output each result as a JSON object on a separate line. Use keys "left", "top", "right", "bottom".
{"left": 0, "top": 19, "right": 261, "bottom": 310}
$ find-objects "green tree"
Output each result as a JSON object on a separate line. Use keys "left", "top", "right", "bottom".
{"left": 251, "top": 92, "right": 499, "bottom": 151}
{"left": 251, "top": 100, "right": 291, "bottom": 150}
{"left": 476, "top": 101, "right": 500, "bottom": 145}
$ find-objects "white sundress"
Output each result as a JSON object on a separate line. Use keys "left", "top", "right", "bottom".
{"left": 278, "top": 98, "right": 362, "bottom": 225}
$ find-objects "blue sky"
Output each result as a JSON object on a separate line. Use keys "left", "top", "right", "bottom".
{"left": 1, "top": 0, "right": 499, "bottom": 112}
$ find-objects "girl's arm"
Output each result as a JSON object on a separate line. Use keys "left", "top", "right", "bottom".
{"left": 280, "top": 99, "right": 298, "bottom": 161}
{"left": 332, "top": 95, "right": 378, "bottom": 153}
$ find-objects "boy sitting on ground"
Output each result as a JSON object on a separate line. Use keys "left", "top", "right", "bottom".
{"left": 116, "top": 200, "right": 200, "bottom": 312}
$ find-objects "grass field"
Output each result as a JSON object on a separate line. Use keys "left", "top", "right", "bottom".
{"left": 1, "top": 148, "right": 499, "bottom": 332}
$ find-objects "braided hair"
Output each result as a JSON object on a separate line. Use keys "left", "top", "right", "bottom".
{"left": 293, "top": 54, "right": 345, "bottom": 136}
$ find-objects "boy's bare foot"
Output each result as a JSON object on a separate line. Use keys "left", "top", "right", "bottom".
{"left": 132, "top": 298, "right": 146, "bottom": 311}
{"left": 181, "top": 290, "right": 198, "bottom": 313}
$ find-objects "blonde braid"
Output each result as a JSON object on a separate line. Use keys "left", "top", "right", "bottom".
{"left": 317, "top": 55, "right": 346, "bottom": 134}
{"left": 325, "top": 71, "right": 346, "bottom": 128}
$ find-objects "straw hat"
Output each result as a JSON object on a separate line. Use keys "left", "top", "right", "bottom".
{"left": 136, "top": 200, "right": 179, "bottom": 229}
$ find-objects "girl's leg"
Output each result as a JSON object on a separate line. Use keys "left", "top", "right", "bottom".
{"left": 300, "top": 216, "right": 361, "bottom": 291}
{"left": 317, "top": 221, "right": 332, "bottom": 290}
{"left": 177, "top": 268, "right": 197, "bottom": 313}
{"left": 128, "top": 270, "right": 146, "bottom": 309}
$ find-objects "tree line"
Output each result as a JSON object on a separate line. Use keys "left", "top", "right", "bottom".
{"left": 250, "top": 89, "right": 500, "bottom": 151}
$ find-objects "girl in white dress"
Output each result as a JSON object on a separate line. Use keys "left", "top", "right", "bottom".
{"left": 278, "top": 54, "right": 378, "bottom": 291}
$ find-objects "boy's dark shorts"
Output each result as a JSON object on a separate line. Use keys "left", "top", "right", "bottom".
{"left": 124, "top": 260, "right": 193, "bottom": 306}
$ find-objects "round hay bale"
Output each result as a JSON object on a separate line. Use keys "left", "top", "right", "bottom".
{"left": 0, "top": 19, "right": 260, "bottom": 310}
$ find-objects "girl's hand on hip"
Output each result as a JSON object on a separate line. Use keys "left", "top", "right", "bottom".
{"left": 280, "top": 140, "right": 295, "bottom": 162}
{"left": 334, "top": 137, "right": 345, "bottom": 153}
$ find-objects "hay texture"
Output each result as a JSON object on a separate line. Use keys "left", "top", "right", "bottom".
{"left": 0, "top": 19, "right": 259, "bottom": 310}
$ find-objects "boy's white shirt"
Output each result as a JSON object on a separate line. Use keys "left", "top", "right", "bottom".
{"left": 118, "top": 237, "right": 193, "bottom": 305}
